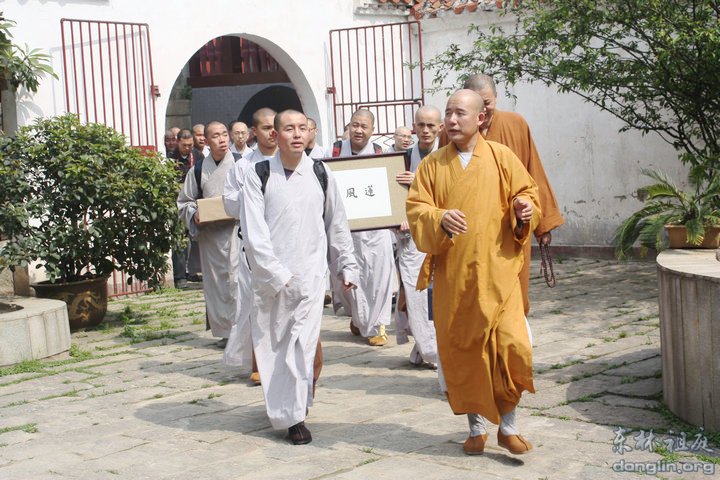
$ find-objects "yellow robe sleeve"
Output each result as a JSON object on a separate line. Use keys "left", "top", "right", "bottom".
{"left": 406, "top": 156, "right": 454, "bottom": 256}
{"left": 487, "top": 141, "right": 542, "bottom": 247}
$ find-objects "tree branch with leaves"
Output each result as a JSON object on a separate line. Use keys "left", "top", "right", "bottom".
{"left": 425, "top": 0, "right": 720, "bottom": 183}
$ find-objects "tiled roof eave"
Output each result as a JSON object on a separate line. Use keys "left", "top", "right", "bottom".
{"left": 370, "top": 1, "right": 510, "bottom": 20}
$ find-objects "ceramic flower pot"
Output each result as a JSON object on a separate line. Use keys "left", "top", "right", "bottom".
{"left": 665, "top": 225, "right": 720, "bottom": 249}
{"left": 31, "top": 275, "right": 109, "bottom": 331}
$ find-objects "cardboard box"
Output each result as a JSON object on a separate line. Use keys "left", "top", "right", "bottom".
{"left": 197, "top": 197, "right": 233, "bottom": 224}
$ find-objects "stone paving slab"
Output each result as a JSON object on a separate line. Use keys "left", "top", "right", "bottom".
{"left": 1, "top": 258, "right": 718, "bottom": 479}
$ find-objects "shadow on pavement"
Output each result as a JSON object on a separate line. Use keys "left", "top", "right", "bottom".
{"left": 133, "top": 399, "right": 526, "bottom": 465}
{"left": 536, "top": 347, "right": 667, "bottom": 431}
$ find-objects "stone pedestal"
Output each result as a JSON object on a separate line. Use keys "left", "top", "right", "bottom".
{"left": 657, "top": 249, "right": 720, "bottom": 430}
{"left": 0, "top": 296, "right": 70, "bottom": 366}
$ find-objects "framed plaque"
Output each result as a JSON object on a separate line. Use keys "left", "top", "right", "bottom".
{"left": 324, "top": 152, "right": 409, "bottom": 231}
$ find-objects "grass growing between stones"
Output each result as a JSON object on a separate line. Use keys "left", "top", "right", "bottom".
{"left": 0, "top": 423, "right": 38, "bottom": 435}
{"left": 0, "top": 344, "right": 95, "bottom": 378}
{"left": 650, "top": 402, "right": 720, "bottom": 450}
{"left": 39, "top": 388, "right": 80, "bottom": 401}
{"left": 0, "top": 349, "right": 147, "bottom": 387}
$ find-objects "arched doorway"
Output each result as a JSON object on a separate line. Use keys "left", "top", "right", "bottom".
{"left": 238, "top": 85, "right": 302, "bottom": 125}
{"left": 165, "top": 35, "right": 314, "bottom": 137}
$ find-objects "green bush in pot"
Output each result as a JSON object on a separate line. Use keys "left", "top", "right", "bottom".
{"left": 0, "top": 114, "right": 183, "bottom": 289}
{"left": 613, "top": 168, "right": 720, "bottom": 259}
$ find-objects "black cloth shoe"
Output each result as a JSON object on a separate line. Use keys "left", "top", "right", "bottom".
{"left": 215, "top": 338, "right": 228, "bottom": 349}
{"left": 288, "top": 421, "right": 312, "bottom": 445}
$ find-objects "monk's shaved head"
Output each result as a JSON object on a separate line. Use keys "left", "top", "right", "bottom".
{"left": 349, "top": 109, "right": 375, "bottom": 152}
{"left": 414, "top": 105, "right": 443, "bottom": 149}
{"left": 448, "top": 89, "right": 485, "bottom": 115}
{"left": 444, "top": 90, "right": 486, "bottom": 151}
{"left": 253, "top": 108, "right": 277, "bottom": 128}
{"left": 393, "top": 126, "right": 413, "bottom": 151}
{"left": 463, "top": 74, "right": 497, "bottom": 97}
{"left": 463, "top": 75, "right": 497, "bottom": 129}
{"left": 394, "top": 126, "right": 412, "bottom": 136}
{"left": 415, "top": 105, "right": 442, "bottom": 124}
{"left": 351, "top": 109, "right": 375, "bottom": 126}
{"left": 274, "top": 109, "right": 307, "bottom": 131}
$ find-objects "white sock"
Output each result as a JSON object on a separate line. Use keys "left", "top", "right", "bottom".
{"left": 467, "top": 413, "right": 488, "bottom": 437}
{"left": 500, "top": 409, "right": 520, "bottom": 435}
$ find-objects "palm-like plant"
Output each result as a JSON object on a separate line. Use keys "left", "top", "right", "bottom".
{"left": 613, "top": 169, "right": 720, "bottom": 259}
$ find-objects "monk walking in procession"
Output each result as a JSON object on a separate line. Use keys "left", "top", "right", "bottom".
{"left": 407, "top": 90, "right": 541, "bottom": 455}
{"left": 241, "top": 110, "right": 358, "bottom": 444}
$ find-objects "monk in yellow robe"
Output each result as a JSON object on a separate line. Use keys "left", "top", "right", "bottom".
{"left": 407, "top": 90, "right": 541, "bottom": 456}
{"left": 440, "top": 74, "right": 564, "bottom": 316}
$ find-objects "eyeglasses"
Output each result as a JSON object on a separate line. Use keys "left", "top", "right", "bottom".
{"left": 231, "top": 132, "right": 248, "bottom": 137}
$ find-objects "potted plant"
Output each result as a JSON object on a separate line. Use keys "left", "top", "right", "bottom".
{"left": 0, "top": 114, "right": 183, "bottom": 330}
{"left": 613, "top": 169, "right": 720, "bottom": 259}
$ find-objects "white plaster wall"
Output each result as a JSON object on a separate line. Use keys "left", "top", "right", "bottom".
{"left": 420, "top": 12, "right": 687, "bottom": 246}
{"left": 1, "top": 0, "right": 401, "bottom": 152}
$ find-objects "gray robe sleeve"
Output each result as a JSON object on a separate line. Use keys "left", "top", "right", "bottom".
{"left": 223, "top": 160, "right": 244, "bottom": 220}
{"left": 240, "top": 166, "right": 293, "bottom": 297}
{"left": 177, "top": 167, "right": 200, "bottom": 239}
{"left": 323, "top": 164, "right": 359, "bottom": 286}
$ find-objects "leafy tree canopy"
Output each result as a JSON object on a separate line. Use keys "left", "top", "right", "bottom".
{"left": 425, "top": 0, "right": 720, "bottom": 182}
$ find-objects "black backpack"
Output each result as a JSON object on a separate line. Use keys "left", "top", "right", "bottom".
{"left": 254, "top": 159, "right": 328, "bottom": 200}
{"left": 237, "top": 159, "right": 329, "bottom": 242}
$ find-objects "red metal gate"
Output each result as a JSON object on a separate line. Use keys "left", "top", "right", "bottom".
{"left": 328, "top": 21, "right": 425, "bottom": 139}
{"left": 60, "top": 18, "right": 159, "bottom": 297}
{"left": 60, "top": 19, "right": 158, "bottom": 149}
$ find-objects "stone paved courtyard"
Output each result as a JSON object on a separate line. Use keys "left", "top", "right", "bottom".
{"left": 0, "top": 257, "right": 718, "bottom": 479}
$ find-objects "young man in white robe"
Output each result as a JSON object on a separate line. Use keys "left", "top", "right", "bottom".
{"left": 327, "top": 109, "right": 396, "bottom": 347}
{"left": 394, "top": 105, "right": 443, "bottom": 368}
{"left": 222, "top": 109, "right": 278, "bottom": 384}
{"left": 241, "top": 110, "right": 358, "bottom": 445}
{"left": 178, "top": 121, "right": 240, "bottom": 346}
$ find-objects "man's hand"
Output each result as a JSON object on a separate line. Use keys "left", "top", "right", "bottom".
{"left": 399, "top": 220, "right": 410, "bottom": 232}
{"left": 193, "top": 211, "right": 200, "bottom": 225}
{"left": 343, "top": 281, "right": 356, "bottom": 292}
{"left": 513, "top": 197, "right": 533, "bottom": 224}
{"left": 441, "top": 209, "right": 467, "bottom": 235}
{"left": 396, "top": 171, "right": 415, "bottom": 186}
{"left": 285, "top": 276, "right": 304, "bottom": 299}
{"left": 536, "top": 231, "right": 552, "bottom": 245}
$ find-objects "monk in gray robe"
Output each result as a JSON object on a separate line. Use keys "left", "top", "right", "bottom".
{"left": 327, "top": 109, "right": 396, "bottom": 347}
{"left": 394, "top": 105, "right": 442, "bottom": 368}
{"left": 222, "top": 109, "right": 277, "bottom": 381}
{"left": 178, "top": 121, "right": 240, "bottom": 343}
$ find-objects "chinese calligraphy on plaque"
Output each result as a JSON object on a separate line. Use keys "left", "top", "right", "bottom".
{"left": 333, "top": 167, "right": 392, "bottom": 220}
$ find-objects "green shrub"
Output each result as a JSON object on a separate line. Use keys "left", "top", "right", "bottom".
{"left": 0, "top": 114, "right": 184, "bottom": 286}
